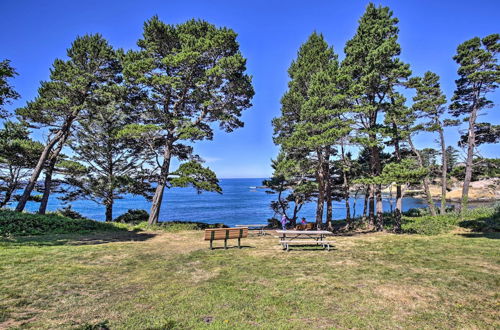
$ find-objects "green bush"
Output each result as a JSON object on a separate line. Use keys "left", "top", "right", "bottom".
{"left": 114, "top": 209, "right": 149, "bottom": 224}
{"left": 402, "top": 214, "right": 459, "bottom": 235}
{"left": 0, "top": 209, "right": 123, "bottom": 237}
{"left": 55, "top": 205, "right": 89, "bottom": 220}
{"left": 128, "top": 221, "right": 226, "bottom": 233}
{"left": 458, "top": 206, "right": 500, "bottom": 232}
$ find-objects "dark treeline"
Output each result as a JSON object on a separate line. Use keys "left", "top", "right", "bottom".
{"left": 268, "top": 3, "right": 499, "bottom": 232}
{"left": 0, "top": 4, "right": 498, "bottom": 229}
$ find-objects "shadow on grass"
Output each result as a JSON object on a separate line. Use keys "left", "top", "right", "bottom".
{"left": 457, "top": 232, "right": 499, "bottom": 239}
{"left": 207, "top": 245, "right": 255, "bottom": 250}
{"left": 0, "top": 230, "right": 157, "bottom": 247}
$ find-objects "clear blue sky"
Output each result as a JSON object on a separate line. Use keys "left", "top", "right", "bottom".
{"left": 1, "top": 0, "right": 499, "bottom": 178}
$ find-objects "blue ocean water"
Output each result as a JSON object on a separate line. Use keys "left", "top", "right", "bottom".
{"left": 20, "top": 178, "right": 429, "bottom": 226}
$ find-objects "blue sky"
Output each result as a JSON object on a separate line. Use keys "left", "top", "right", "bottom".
{"left": 1, "top": 0, "right": 499, "bottom": 178}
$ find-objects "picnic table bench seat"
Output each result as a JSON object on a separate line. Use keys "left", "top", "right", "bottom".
{"left": 280, "top": 240, "right": 335, "bottom": 251}
{"left": 204, "top": 227, "right": 248, "bottom": 249}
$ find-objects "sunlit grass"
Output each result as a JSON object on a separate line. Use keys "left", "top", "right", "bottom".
{"left": 1, "top": 228, "right": 499, "bottom": 329}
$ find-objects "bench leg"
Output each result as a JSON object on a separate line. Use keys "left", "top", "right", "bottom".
{"left": 238, "top": 237, "right": 241, "bottom": 248}
{"left": 210, "top": 239, "right": 213, "bottom": 250}
{"left": 286, "top": 244, "right": 289, "bottom": 252}
{"left": 224, "top": 238, "right": 227, "bottom": 250}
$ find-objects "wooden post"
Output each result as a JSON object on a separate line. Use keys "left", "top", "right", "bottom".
{"left": 224, "top": 230, "right": 229, "bottom": 249}
{"left": 238, "top": 229, "right": 243, "bottom": 248}
{"left": 210, "top": 231, "right": 214, "bottom": 250}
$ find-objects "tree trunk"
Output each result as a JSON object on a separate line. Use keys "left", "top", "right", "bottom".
{"left": 368, "top": 184, "right": 375, "bottom": 227}
{"left": 38, "top": 132, "right": 68, "bottom": 214}
{"left": 392, "top": 121, "right": 402, "bottom": 232}
{"left": 15, "top": 115, "right": 75, "bottom": 212}
{"left": 105, "top": 200, "right": 113, "bottom": 222}
{"left": 395, "top": 185, "right": 402, "bottom": 232}
{"left": 315, "top": 150, "right": 325, "bottom": 228}
{"left": 38, "top": 164, "right": 54, "bottom": 215}
{"left": 324, "top": 149, "right": 333, "bottom": 230}
{"left": 362, "top": 186, "right": 369, "bottom": 221}
{"left": 461, "top": 106, "right": 478, "bottom": 214}
{"left": 438, "top": 127, "right": 447, "bottom": 214}
{"left": 148, "top": 141, "right": 173, "bottom": 224}
{"left": 371, "top": 145, "right": 383, "bottom": 231}
{"left": 340, "top": 142, "right": 351, "bottom": 228}
{"left": 408, "top": 135, "right": 437, "bottom": 216}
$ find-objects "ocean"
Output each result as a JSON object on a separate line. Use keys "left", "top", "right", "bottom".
{"left": 21, "top": 178, "right": 429, "bottom": 226}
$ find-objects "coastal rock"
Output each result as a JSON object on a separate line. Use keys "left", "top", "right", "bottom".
{"left": 444, "top": 178, "right": 500, "bottom": 202}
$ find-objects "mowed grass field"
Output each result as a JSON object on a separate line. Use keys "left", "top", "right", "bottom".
{"left": 0, "top": 229, "right": 499, "bottom": 329}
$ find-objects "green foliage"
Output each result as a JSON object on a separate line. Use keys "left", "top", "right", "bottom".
{"left": 401, "top": 214, "right": 458, "bottom": 235}
{"left": 0, "top": 121, "right": 44, "bottom": 207}
{"left": 0, "top": 59, "right": 20, "bottom": 119}
{"left": 114, "top": 209, "right": 149, "bottom": 224}
{"left": 450, "top": 158, "right": 500, "bottom": 180}
{"left": 55, "top": 205, "right": 89, "bottom": 220}
{"left": 458, "top": 204, "right": 500, "bottom": 232}
{"left": 170, "top": 161, "right": 222, "bottom": 194}
{"left": 128, "top": 221, "right": 225, "bottom": 232}
{"left": 449, "top": 34, "right": 499, "bottom": 118}
{"left": 401, "top": 206, "right": 499, "bottom": 235}
{"left": 0, "top": 209, "right": 122, "bottom": 236}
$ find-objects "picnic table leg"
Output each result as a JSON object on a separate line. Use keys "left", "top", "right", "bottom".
{"left": 238, "top": 237, "right": 241, "bottom": 248}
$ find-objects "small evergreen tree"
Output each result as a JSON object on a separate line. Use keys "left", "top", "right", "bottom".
{"left": 409, "top": 71, "right": 448, "bottom": 214}
{"left": 0, "top": 122, "right": 43, "bottom": 207}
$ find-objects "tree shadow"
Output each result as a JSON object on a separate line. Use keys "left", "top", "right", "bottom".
{"left": 0, "top": 231, "right": 157, "bottom": 247}
{"left": 457, "top": 232, "right": 499, "bottom": 239}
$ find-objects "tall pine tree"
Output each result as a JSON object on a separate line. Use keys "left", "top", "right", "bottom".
{"left": 449, "top": 34, "right": 499, "bottom": 212}
{"left": 123, "top": 17, "right": 254, "bottom": 224}
{"left": 343, "top": 3, "right": 411, "bottom": 230}
{"left": 15, "top": 35, "right": 121, "bottom": 212}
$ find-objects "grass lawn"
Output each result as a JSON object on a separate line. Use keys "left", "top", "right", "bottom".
{"left": 0, "top": 229, "right": 499, "bottom": 329}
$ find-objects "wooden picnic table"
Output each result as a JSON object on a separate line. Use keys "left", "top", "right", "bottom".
{"left": 236, "top": 224, "right": 267, "bottom": 236}
{"left": 275, "top": 230, "right": 334, "bottom": 251}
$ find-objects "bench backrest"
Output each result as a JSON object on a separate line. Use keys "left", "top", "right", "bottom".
{"left": 204, "top": 228, "right": 248, "bottom": 240}
{"left": 295, "top": 223, "right": 315, "bottom": 230}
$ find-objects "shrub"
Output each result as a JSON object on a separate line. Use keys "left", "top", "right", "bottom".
{"left": 401, "top": 214, "right": 459, "bottom": 235}
{"left": 458, "top": 206, "right": 500, "bottom": 232}
{"left": 0, "top": 209, "right": 122, "bottom": 237}
{"left": 55, "top": 205, "right": 89, "bottom": 220}
{"left": 115, "top": 209, "right": 149, "bottom": 224}
{"left": 128, "top": 221, "right": 226, "bottom": 232}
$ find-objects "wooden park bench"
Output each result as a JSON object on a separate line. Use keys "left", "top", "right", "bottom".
{"left": 204, "top": 227, "right": 248, "bottom": 250}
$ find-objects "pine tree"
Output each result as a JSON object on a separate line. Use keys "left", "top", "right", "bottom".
{"left": 408, "top": 71, "right": 448, "bottom": 214}
{"left": 0, "top": 60, "right": 20, "bottom": 119}
{"left": 273, "top": 32, "right": 350, "bottom": 228}
{"left": 263, "top": 152, "right": 315, "bottom": 226}
{"left": 343, "top": 3, "right": 411, "bottom": 230}
{"left": 15, "top": 34, "right": 121, "bottom": 212}
{"left": 61, "top": 86, "right": 153, "bottom": 222}
{"left": 384, "top": 92, "right": 414, "bottom": 229}
{"left": 122, "top": 17, "right": 254, "bottom": 224}
{"left": 0, "top": 122, "right": 43, "bottom": 207}
{"left": 449, "top": 34, "right": 499, "bottom": 212}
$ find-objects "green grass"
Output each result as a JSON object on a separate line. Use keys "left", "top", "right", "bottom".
{"left": 0, "top": 227, "right": 499, "bottom": 329}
